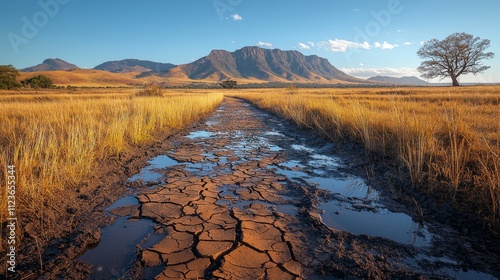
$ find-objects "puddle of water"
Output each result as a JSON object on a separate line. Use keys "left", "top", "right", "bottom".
{"left": 142, "top": 265, "right": 167, "bottom": 280}
{"left": 140, "top": 232, "right": 165, "bottom": 250}
{"left": 186, "top": 130, "right": 214, "bottom": 139}
{"left": 231, "top": 200, "right": 253, "bottom": 209}
{"left": 291, "top": 144, "right": 315, "bottom": 153}
{"left": 309, "top": 154, "right": 340, "bottom": 169}
{"left": 269, "top": 145, "right": 282, "bottom": 152}
{"left": 272, "top": 165, "right": 378, "bottom": 200}
{"left": 106, "top": 196, "right": 139, "bottom": 212}
{"left": 263, "top": 131, "right": 284, "bottom": 137}
{"left": 205, "top": 120, "right": 219, "bottom": 126}
{"left": 216, "top": 200, "right": 231, "bottom": 206}
{"left": 219, "top": 185, "right": 235, "bottom": 196}
{"left": 275, "top": 204, "right": 298, "bottom": 215}
{"left": 319, "top": 200, "right": 431, "bottom": 247}
{"left": 306, "top": 177, "right": 379, "bottom": 201}
{"left": 128, "top": 155, "right": 178, "bottom": 182}
{"left": 279, "top": 160, "right": 305, "bottom": 169}
{"left": 149, "top": 155, "right": 178, "bottom": 167}
{"left": 273, "top": 167, "right": 309, "bottom": 180}
{"left": 78, "top": 217, "right": 158, "bottom": 279}
{"left": 185, "top": 161, "right": 219, "bottom": 176}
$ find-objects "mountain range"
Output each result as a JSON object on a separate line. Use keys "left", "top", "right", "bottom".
{"left": 162, "top": 46, "right": 367, "bottom": 83}
{"left": 367, "top": 75, "right": 428, "bottom": 86}
{"left": 94, "top": 59, "right": 176, "bottom": 73}
{"left": 18, "top": 46, "right": 425, "bottom": 86}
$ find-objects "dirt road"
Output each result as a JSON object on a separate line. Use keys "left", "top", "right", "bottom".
{"left": 60, "top": 97, "right": 500, "bottom": 279}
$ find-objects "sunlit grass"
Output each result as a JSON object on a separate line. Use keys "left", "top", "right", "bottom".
{"left": 0, "top": 88, "right": 223, "bottom": 223}
{"left": 232, "top": 86, "right": 500, "bottom": 230}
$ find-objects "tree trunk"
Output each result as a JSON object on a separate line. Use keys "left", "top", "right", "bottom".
{"left": 451, "top": 75, "right": 460, "bottom": 86}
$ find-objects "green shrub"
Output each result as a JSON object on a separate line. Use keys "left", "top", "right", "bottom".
{"left": 0, "top": 65, "right": 21, "bottom": 89}
{"left": 21, "top": 74, "right": 54, "bottom": 88}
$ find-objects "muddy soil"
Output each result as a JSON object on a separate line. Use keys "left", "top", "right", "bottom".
{"left": 2, "top": 97, "right": 499, "bottom": 279}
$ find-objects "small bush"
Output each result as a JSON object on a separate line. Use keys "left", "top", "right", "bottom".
{"left": 285, "top": 85, "right": 298, "bottom": 94}
{"left": 136, "top": 84, "right": 165, "bottom": 97}
{"left": 21, "top": 74, "right": 54, "bottom": 88}
{"left": 220, "top": 80, "right": 237, "bottom": 89}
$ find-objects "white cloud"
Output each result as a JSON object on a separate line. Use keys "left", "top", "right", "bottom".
{"left": 299, "top": 42, "right": 315, "bottom": 49}
{"left": 339, "top": 67, "right": 420, "bottom": 79}
{"left": 373, "top": 41, "right": 398, "bottom": 49}
{"left": 298, "top": 42, "right": 311, "bottom": 50}
{"left": 318, "top": 39, "right": 370, "bottom": 52}
{"left": 381, "top": 41, "right": 397, "bottom": 49}
{"left": 230, "top": 14, "right": 243, "bottom": 21}
{"left": 420, "top": 41, "right": 426, "bottom": 45}
{"left": 257, "top": 41, "right": 273, "bottom": 48}
{"left": 318, "top": 39, "right": 400, "bottom": 52}
{"left": 403, "top": 42, "right": 413, "bottom": 45}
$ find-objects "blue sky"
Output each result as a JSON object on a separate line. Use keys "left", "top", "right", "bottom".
{"left": 1, "top": 0, "right": 499, "bottom": 83}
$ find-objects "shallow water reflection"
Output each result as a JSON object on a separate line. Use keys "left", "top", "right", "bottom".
{"left": 319, "top": 200, "right": 432, "bottom": 247}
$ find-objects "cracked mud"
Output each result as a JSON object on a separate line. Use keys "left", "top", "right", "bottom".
{"left": 133, "top": 98, "right": 308, "bottom": 279}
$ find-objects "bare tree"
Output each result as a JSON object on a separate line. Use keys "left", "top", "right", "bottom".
{"left": 417, "top": 32, "right": 494, "bottom": 86}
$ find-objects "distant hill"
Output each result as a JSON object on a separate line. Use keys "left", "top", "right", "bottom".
{"left": 163, "top": 46, "right": 369, "bottom": 84}
{"left": 21, "top": 58, "right": 80, "bottom": 72}
{"left": 94, "top": 59, "right": 176, "bottom": 73}
{"left": 368, "top": 75, "right": 428, "bottom": 86}
{"left": 18, "top": 69, "right": 167, "bottom": 87}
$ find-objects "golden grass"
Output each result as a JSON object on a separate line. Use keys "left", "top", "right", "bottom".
{"left": 232, "top": 86, "right": 500, "bottom": 230}
{"left": 0, "top": 88, "right": 223, "bottom": 223}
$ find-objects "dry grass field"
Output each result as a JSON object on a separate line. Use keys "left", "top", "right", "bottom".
{"left": 232, "top": 86, "right": 500, "bottom": 230}
{"left": 0, "top": 88, "right": 223, "bottom": 223}
{"left": 1, "top": 86, "right": 499, "bottom": 231}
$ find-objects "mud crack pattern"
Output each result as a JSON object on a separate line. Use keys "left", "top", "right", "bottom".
{"left": 136, "top": 98, "right": 307, "bottom": 279}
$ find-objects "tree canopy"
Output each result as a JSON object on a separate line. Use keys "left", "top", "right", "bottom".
{"left": 0, "top": 65, "right": 21, "bottom": 89}
{"left": 417, "top": 32, "right": 494, "bottom": 86}
{"left": 21, "top": 74, "right": 54, "bottom": 89}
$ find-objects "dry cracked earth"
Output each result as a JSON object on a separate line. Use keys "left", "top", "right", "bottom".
{"left": 80, "top": 97, "right": 498, "bottom": 280}
{"left": 119, "top": 98, "right": 314, "bottom": 279}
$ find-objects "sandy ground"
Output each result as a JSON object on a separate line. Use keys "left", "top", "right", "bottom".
{"left": 2, "top": 97, "right": 499, "bottom": 279}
